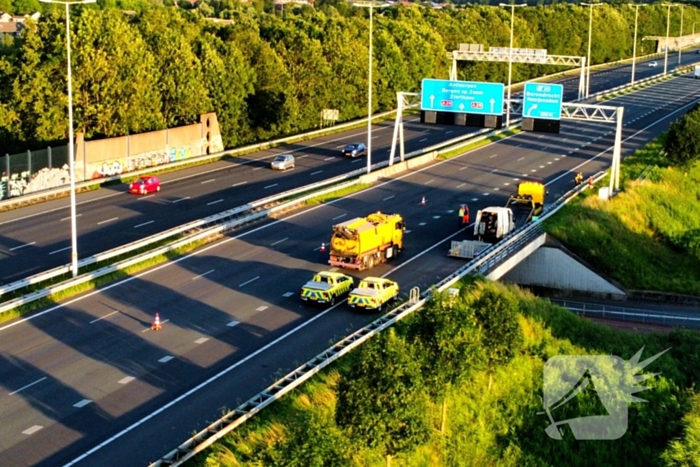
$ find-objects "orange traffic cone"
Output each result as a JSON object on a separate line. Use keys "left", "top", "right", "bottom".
{"left": 421, "top": 196, "right": 426, "bottom": 206}
{"left": 152, "top": 313, "right": 162, "bottom": 331}
{"left": 320, "top": 242, "right": 326, "bottom": 252}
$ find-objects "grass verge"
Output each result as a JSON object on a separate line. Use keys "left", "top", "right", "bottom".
{"left": 439, "top": 129, "right": 520, "bottom": 160}
{"left": 303, "top": 183, "right": 372, "bottom": 206}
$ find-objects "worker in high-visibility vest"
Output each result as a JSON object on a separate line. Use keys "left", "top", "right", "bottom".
{"left": 458, "top": 205, "right": 470, "bottom": 226}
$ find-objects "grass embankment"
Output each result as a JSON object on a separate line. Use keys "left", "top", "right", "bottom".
{"left": 543, "top": 136, "right": 700, "bottom": 296}
{"left": 191, "top": 280, "right": 700, "bottom": 467}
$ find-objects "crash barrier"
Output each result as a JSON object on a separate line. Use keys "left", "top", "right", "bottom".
{"left": 593, "top": 62, "right": 700, "bottom": 101}
{"left": 550, "top": 299, "right": 700, "bottom": 330}
{"left": 147, "top": 171, "right": 608, "bottom": 467}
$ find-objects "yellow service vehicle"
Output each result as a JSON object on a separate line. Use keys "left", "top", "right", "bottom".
{"left": 300, "top": 271, "right": 354, "bottom": 306}
{"left": 348, "top": 277, "right": 399, "bottom": 311}
{"left": 505, "top": 181, "right": 547, "bottom": 225}
{"left": 329, "top": 211, "right": 405, "bottom": 270}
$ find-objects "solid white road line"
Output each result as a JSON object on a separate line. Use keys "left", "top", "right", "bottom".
{"left": 192, "top": 270, "right": 214, "bottom": 280}
{"left": 49, "top": 246, "right": 71, "bottom": 255}
{"left": 90, "top": 311, "right": 119, "bottom": 324}
{"left": 9, "top": 377, "right": 47, "bottom": 396}
{"left": 134, "top": 221, "right": 154, "bottom": 228}
{"left": 239, "top": 276, "right": 260, "bottom": 287}
{"left": 97, "top": 218, "right": 118, "bottom": 225}
{"left": 9, "top": 242, "right": 35, "bottom": 251}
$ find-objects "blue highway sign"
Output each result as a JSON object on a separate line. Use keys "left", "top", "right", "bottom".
{"left": 421, "top": 79, "right": 504, "bottom": 116}
{"left": 523, "top": 82, "right": 563, "bottom": 120}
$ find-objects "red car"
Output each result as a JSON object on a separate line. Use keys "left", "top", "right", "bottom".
{"left": 129, "top": 176, "right": 161, "bottom": 195}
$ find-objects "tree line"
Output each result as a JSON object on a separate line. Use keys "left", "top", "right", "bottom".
{"left": 0, "top": 1, "right": 697, "bottom": 154}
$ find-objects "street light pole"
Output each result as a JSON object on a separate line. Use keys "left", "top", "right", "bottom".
{"left": 499, "top": 3, "right": 527, "bottom": 128}
{"left": 662, "top": 4, "right": 676, "bottom": 76}
{"left": 629, "top": 4, "right": 642, "bottom": 85}
{"left": 353, "top": 1, "right": 387, "bottom": 175}
{"left": 678, "top": 5, "right": 683, "bottom": 65}
{"left": 39, "top": 0, "right": 95, "bottom": 278}
{"left": 582, "top": 2, "right": 602, "bottom": 98}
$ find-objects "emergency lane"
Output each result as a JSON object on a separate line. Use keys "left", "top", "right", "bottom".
{"left": 0, "top": 72, "right": 698, "bottom": 466}
{"left": 1, "top": 51, "right": 697, "bottom": 284}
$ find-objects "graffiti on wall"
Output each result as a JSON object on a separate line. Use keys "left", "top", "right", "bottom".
{"left": 0, "top": 166, "right": 71, "bottom": 200}
{"left": 93, "top": 160, "right": 124, "bottom": 179}
{"left": 87, "top": 146, "right": 196, "bottom": 180}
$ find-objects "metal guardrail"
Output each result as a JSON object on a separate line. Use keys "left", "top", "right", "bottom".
{"left": 147, "top": 168, "right": 607, "bottom": 467}
{"left": 550, "top": 299, "right": 700, "bottom": 329}
{"left": 592, "top": 62, "right": 700, "bottom": 101}
{"left": 0, "top": 167, "right": 369, "bottom": 298}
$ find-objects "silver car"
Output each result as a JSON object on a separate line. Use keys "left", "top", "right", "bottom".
{"left": 271, "top": 154, "right": 295, "bottom": 170}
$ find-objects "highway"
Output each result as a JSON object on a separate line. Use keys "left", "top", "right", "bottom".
{"left": 0, "top": 66, "right": 698, "bottom": 466}
{"left": 0, "top": 52, "right": 697, "bottom": 284}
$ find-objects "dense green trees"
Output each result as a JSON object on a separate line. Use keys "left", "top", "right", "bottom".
{"left": 0, "top": 3, "right": 698, "bottom": 154}
{"left": 665, "top": 103, "right": 700, "bottom": 167}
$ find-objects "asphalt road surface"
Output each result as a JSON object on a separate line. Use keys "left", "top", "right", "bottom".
{"left": 1, "top": 52, "right": 698, "bottom": 283}
{"left": 0, "top": 68, "right": 698, "bottom": 466}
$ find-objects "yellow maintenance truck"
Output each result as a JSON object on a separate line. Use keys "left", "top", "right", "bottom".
{"left": 505, "top": 181, "right": 547, "bottom": 226}
{"left": 329, "top": 211, "right": 405, "bottom": 270}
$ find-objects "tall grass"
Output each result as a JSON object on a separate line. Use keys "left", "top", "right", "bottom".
{"left": 544, "top": 137, "right": 700, "bottom": 295}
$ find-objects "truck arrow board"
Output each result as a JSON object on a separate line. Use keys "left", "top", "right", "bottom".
{"left": 421, "top": 79, "right": 504, "bottom": 116}
{"left": 522, "top": 82, "right": 563, "bottom": 120}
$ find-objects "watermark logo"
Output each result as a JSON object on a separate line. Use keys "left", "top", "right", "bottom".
{"left": 540, "top": 347, "right": 668, "bottom": 440}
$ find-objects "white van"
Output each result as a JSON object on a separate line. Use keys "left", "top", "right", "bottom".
{"left": 694, "top": 65, "right": 700, "bottom": 80}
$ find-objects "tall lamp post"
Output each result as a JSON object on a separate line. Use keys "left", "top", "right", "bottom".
{"left": 39, "top": 0, "right": 95, "bottom": 278}
{"left": 628, "top": 3, "right": 648, "bottom": 85}
{"left": 582, "top": 2, "right": 602, "bottom": 98}
{"left": 662, "top": 4, "right": 680, "bottom": 76}
{"left": 678, "top": 5, "right": 683, "bottom": 65}
{"left": 499, "top": 2, "right": 527, "bottom": 128}
{"left": 353, "top": 1, "right": 388, "bottom": 174}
